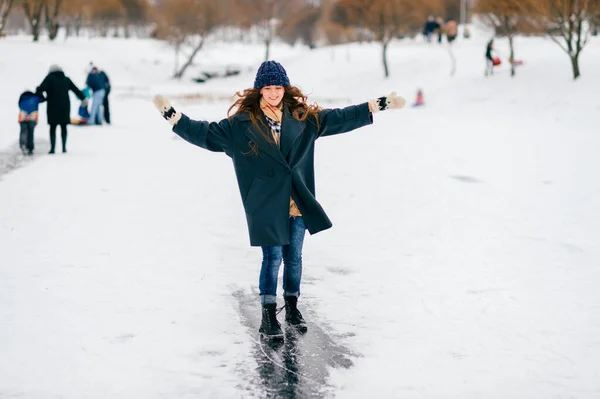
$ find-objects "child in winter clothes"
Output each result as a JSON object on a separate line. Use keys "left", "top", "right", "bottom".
{"left": 153, "top": 61, "right": 405, "bottom": 342}
{"left": 18, "top": 91, "right": 45, "bottom": 155}
{"left": 412, "top": 89, "right": 425, "bottom": 107}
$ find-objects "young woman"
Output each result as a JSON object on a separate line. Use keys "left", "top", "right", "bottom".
{"left": 153, "top": 61, "right": 405, "bottom": 340}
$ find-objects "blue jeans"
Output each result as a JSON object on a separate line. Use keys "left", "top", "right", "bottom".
{"left": 259, "top": 217, "right": 306, "bottom": 304}
{"left": 89, "top": 89, "right": 106, "bottom": 125}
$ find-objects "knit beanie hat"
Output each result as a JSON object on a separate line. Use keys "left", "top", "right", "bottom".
{"left": 253, "top": 61, "right": 290, "bottom": 90}
{"left": 49, "top": 64, "right": 63, "bottom": 73}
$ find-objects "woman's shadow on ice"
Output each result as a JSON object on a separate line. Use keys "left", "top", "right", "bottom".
{"left": 234, "top": 289, "right": 358, "bottom": 399}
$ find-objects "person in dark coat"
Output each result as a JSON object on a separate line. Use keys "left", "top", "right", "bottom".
{"left": 485, "top": 39, "right": 495, "bottom": 76}
{"left": 153, "top": 61, "right": 405, "bottom": 341}
{"left": 18, "top": 90, "right": 46, "bottom": 155}
{"left": 423, "top": 15, "right": 439, "bottom": 42}
{"left": 98, "top": 69, "right": 111, "bottom": 124}
{"left": 86, "top": 66, "right": 106, "bottom": 125}
{"left": 36, "top": 65, "right": 86, "bottom": 153}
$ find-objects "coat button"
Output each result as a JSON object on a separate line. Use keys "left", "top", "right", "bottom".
{"left": 268, "top": 169, "right": 274, "bottom": 177}
{"left": 285, "top": 167, "right": 291, "bottom": 173}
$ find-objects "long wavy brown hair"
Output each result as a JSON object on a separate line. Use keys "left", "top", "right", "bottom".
{"left": 227, "top": 86, "right": 321, "bottom": 155}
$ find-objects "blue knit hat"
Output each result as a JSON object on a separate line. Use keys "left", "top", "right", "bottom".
{"left": 253, "top": 61, "right": 290, "bottom": 89}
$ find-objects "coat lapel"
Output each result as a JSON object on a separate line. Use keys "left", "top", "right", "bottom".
{"left": 280, "top": 106, "right": 305, "bottom": 160}
{"left": 244, "top": 120, "right": 288, "bottom": 168}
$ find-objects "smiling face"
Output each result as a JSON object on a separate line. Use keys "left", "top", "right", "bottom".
{"left": 260, "top": 85, "right": 285, "bottom": 107}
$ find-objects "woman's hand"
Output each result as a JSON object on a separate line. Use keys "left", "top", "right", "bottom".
{"left": 153, "top": 94, "right": 182, "bottom": 126}
{"left": 369, "top": 92, "right": 406, "bottom": 113}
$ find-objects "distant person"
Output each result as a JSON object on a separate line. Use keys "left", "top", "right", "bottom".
{"left": 86, "top": 66, "right": 106, "bottom": 125}
{"left": 423, "top": 16, "right": 439, "bottom": 43}
{"left": 485, "top": 39, "right": 495, "bottom": 76}
{"left": 445, "top": 19, "right": 458, "bottom": 43}
{"left": 71, "top": 101, "right": 91, "bottom": 125}
{"left": 98, "top": 69, "right": 111, "bottom": 124}
{"left": 36, "top": 65, "right": 86, "bottom": 154}
{"left": 412, "top": 89, "right": 425, "bottom": 107}
{"left": 18, "top": 90, "right": 46, "bottom": 155}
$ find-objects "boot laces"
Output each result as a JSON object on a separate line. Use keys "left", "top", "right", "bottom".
{"left": 285, "top": 301, "right": 304, "bottom": 323}
{"left": 267, "top": 307, "right": 280, "bottom": 328}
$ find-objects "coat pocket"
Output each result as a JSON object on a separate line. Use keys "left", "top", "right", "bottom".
{"left": 243, "top": 177, "right": 271, "bottom": 214}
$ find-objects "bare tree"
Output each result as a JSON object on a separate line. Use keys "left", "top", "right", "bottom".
{"left": 476, "top": 0, "right": 525, "bottom": 77}
{"left": 154, "top": 0, "right": 229, "bottom": 79}
{"left": 23, "top": 0, "right": 44, "bottom": 41}
{"left": 233, "top": 0, "right": 298, "bottom": 61}
{"left": 333, "top": 0, "right": 443, "bottom": 78}
{"left": 62, "top": 0, "right": 84, "bottom": 38}
{"left": 120, "top": 0, "right": 149, "bottom": 38}
{"left": 44, "top": 0, "right": 61, "bottom": 40}
{"left": 87, "top": 0, "right": 125, "bottom": 37}
{"left": 524, "top": 0, "right": 600, "bottom": 79}
{"left": 0, "top": 0, "right": 16, "bottom": 36}
{"left": 277, "top": 3, "right": 321, "bottom": 47}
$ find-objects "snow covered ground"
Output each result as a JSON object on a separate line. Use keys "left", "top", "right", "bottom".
{"left": 1, "top": 28, "right": 600, "bottom": 398}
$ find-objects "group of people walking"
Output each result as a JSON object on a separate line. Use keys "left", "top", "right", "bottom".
{"left": 17, "top": 63, "right": 111, "bottom": 155}
{"left": 423, "top": 15, "right": 458, "bottom": 44}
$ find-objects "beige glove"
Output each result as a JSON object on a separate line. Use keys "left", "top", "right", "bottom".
{"left": 369, "top": 92, "right": 406, "bottom": 113}
{"left": 153, "top": 94, "right": 182, "bottom": 126}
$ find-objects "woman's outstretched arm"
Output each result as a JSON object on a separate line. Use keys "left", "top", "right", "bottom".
{"left": 317, "top": 92, "right": 405, "bottom": 138}
{"left": 153, "top": 94, "right": 233, "bottom": 155}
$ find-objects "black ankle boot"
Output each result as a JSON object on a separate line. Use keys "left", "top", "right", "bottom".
{"left": 284, "top": 296, "right": 307, "bottom": 333}
{"left": 259, "top": 303, "right": 283, "bottom": 340}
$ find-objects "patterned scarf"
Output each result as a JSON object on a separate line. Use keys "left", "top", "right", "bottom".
{"left": 260, "top": 97, "right": 283, "bottom": 147}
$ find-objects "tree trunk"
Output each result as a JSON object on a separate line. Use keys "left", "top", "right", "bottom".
{"left": 448, "top": 45, "right": 456, "bottom": 76}
{"left": 173, "top": 42, "right": 180, "bottom": 77}
{"left": 264, "top": 38, "right": 270, "bottom": 61}
{"left": 508, "top": 35, "right": 515, "bottom": 77}
{"left": 23, "top": 0, "right": 44, "bottom": 42}
{"left": 173, "top": 37, "right": 204, "bottom": 79}
{"left": 31, "top": 18, "right": 41, "bottom": 41}
{"left": 570, "top": 54, "right": 580, "bottom": 79}
{"left": 45, "top": 0, "right": 61, "bottom": 42}
{"left": 382, "top": 41, "right": 389, "bottom": 78}
{"left": 75, "top": 16, "right": 81, "bottom": 36}
{"left": 0, "top": 0, "right": 15, "bottom": 36}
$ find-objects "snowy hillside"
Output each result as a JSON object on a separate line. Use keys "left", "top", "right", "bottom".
{"left": 1, "top": 28, "right": 599, "bottom": 399}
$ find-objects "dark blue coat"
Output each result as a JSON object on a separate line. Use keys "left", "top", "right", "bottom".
{"left": 98, "top": 71, "right": 111, "bottom": 92}
{"left": 173, "top": 103, "right": 373, "bottom": 246}
{"left": 18, "top": 91, "right": 45, "bottom": 113}
{"left": 86, "top": 72, "right": 104, "bottom": 92}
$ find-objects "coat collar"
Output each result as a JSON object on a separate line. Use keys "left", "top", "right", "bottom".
{"left": 243, "top": 114, "right": 288, "bottom": 167}
{"left": 241, "top": 105, "right": 305, "bottom": 166}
